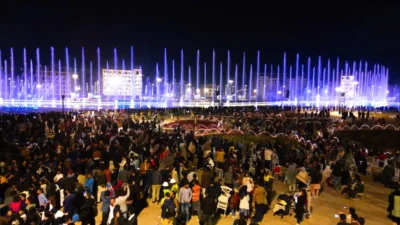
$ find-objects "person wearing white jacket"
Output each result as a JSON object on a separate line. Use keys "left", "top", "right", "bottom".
{"left": 239, "top": 194, "right": 250, "bottom": 217}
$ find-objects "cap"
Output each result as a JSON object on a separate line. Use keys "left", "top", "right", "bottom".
{"left": 170, "top": 178, "right": 176, "bottom": 184}
{"left": 162, "top": 182, "right": 169, "bottom": 187}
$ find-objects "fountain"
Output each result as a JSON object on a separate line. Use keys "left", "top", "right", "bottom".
{"left": 0, "top": 47, "right": 393, "bottom": 110}
{"left": 164, "top": 48, "right": 168, "bottom": 96}
{"left": 196, "top": 50, "right": 200, "bottom": 95}
{"left": 82, "top": 47, "right": 86, "bottom": 98}
{"left": 234, "top": 64, "right": 238, "bottom": 103}
{"left": 212, "top": 49, "right": 215, "bottom": 103}
{"left": 256, "top": 51, "right": 260, "bottom": 104}
{"left": 203, "top": 62, "right": 206, "bottom": 101}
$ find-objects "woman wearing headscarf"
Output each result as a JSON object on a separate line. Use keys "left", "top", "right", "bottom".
{"left": 285, "top": 164, "right": 297, "bottom": 193}
{"left": 296, "top": 167, "right": 309, "bottom": 190}
{"left": 321, "top": 165, "right": 332, "bottom": 186}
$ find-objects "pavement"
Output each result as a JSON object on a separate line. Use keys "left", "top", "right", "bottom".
{"left": 94, "top": 174, "right": 391, "bottom": 225}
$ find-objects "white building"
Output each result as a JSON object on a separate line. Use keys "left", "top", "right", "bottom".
{"left": 37, "top": 69, "right": 71, "bottom": 99}
{"left": 102, "top": 69, "right": 142, "bottom": 98}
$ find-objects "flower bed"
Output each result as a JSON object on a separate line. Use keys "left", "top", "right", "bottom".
{"left": 162, "top": 119, "right": 219, "bottom": 129}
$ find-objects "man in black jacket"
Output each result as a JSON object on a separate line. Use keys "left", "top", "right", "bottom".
{"left": 200, "top": 193, "right": 217, "bottom": 225}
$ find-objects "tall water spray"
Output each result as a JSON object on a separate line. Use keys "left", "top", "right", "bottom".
{"left": 263, "top": 64, "right": 267, "bottom": 101}
{"left": 10, "top": 48, "right": 14, "bottom": 100}
{"left": 226, "top": 51, "right": 231, "bottom": 96}
{"left": 65, "top": 48, "right": 70, "bottom": 95}
{"left": 241, "top": 52, "right": 246, "bottom": 100}
{"left": 58, "top": 60, "right": 62, "bottom": 98}
{"left": 234, "top": 64, "right": 238, "bottom": 102}
{"left": 30, "top": 60, "right": 33, "bottom": 96}
{"left": 188, "top": 66, "right": 192, "bottom": 102}
{"left": 196, "top": 50, "right": 200, "bottom": 94}
{"left": 23, "top": 48, "right": 27, "bottom": 103}
{"left": 36, "top": 49, "right": 40, "bottom": 99}
{"left": 219, "top": 62, "right": 223, "bottom": 105}
{"left": 248, "top": 65, "right": 253, "bottom": 103}
{"left": 212, "top": 50, "right": 216, "bottom": 103}
{"left": 180, "top": 50, "right": 184, "bottom": 98}
{"left": 156, "top": 63, "right": 160, "bottom": 101}
{"left": 51, "top": 47, "right": 55, "bottom": 100}
{"left": 256, "top": 51, "right": 260, "bottom": 103}
{"left": 130, "top": 46, "right": 134, "bottom": 100}
{"left": 0, "top": 50, "right": 2, "bottom": 99}
{"left": 164, "top": 48, "right": 168, "bottom": 96}
{"left": 283, "top": 52, "right": 286, "bottom": 98}
{"left": 203, "top": 62, "right": 207, "bottom": 99}
{"left": 90, "top": 61, "right": 93, "bottom": 93}
{"left": 97, "top": 48, "right": 101, "bottom": 96}
{"left": 82, "top": 48, "right": 86, "bottom": 97}
{"left": 172, "top": 60, "right": 175, "bottom": 96}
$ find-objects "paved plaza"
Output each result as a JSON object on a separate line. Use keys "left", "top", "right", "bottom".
{"left": 95, "top": 174, "right": 390, "bottom": 225}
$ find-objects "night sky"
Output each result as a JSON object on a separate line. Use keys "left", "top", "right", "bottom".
{"left": 1, "top": 2, "right": 400, "bottom": 83}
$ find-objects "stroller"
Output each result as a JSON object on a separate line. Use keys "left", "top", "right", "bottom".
{"left": 273, "top": 193, "right": 293, "bottom": 218}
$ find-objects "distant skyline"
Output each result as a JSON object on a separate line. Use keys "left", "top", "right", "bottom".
{"left": 1, "top": 3, "right": 400, "bottom": 83}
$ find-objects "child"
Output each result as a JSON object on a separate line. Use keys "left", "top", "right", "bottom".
{"left": 229, "top": 190, "right": 240, "bottom": 218}
{"left": 273, "top": 164, "right": 281, "bottom": 176}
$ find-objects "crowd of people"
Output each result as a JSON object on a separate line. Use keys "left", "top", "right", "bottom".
{"left": 0, "top": 106, "right": 396, "bottom": 225}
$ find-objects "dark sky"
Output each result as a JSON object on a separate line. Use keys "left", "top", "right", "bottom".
{"left": 1, "top": 2, "right": 400, "bottom": 83}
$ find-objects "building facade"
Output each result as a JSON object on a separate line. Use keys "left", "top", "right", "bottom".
{"left": 37, "top": 69, "right": 71, "bottom": 99}
{"left": 102, "top": 69, "right": 143, "bottom": 98}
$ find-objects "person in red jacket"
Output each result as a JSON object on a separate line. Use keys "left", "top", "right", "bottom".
{"left": 230, "top": 190, "right": 240, "bottom": 218}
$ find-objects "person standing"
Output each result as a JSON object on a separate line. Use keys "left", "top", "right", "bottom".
{"left": 179, "top": 182, "right": 192, "bottom": 223}
{"left": 201, "top": 167, "right": 212, "bottom": 197}
{"left": 151, "top": 167, "right": 163, "bottom": 203}
{"left": 295, "top": 189, "right": 307, "bottom": 225}
{"left": 84, "top": 173, "right": 94, "bottom": 195}
{"left": 201, "top": 193, "right": 217, "bottom": 225}
{"left": 388, "top": 186, "right": 400, "bottom": 225}
{"left": 191, "top": 180, "right": 201, "bottom": 218}
{"left": 264, "top": 170, "right": 275, "bottom": 207}
{"left": 252, "top": 182, "right": 267, "bottom": 223}
{"left": 264, "top": 148, "right": 273, "bottom": 169}
{"left": 285, "top": 164, "right": 297, "bottom": 193}
{"left": 161, "top": 192, "right": 176, "bottom": 225}
{"left": 115, "top": 184, "right": 130, "bottom": 218}
{"left": 310, "top": 168, "right": 322, "bottom": 198}
{"left": 332, "top": 162, "right": 342, "bottom": 192}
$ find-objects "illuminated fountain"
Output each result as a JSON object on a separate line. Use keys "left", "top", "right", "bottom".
{"left": 0, "top": 47, "right": 393, "bottom": 110}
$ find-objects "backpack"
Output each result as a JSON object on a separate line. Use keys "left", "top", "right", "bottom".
{"left": 164, "top": 200, "right": 176, "bottom": 218}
